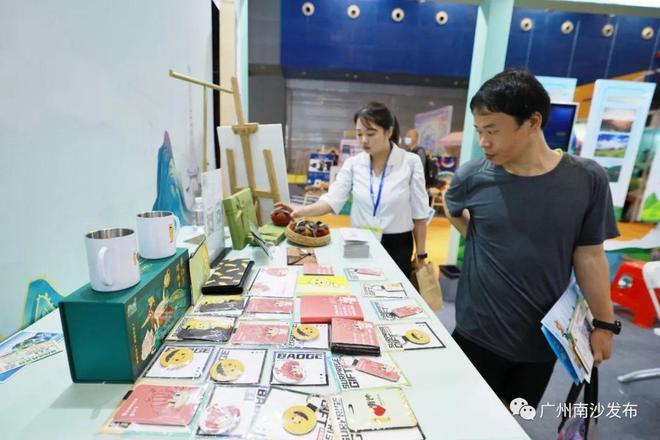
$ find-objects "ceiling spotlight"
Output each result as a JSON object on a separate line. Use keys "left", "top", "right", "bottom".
{"left": 391, "top": 8, "right": 404, "bottom": 22}
{"left": 520, "top": 18, "right": 533, "bottom": 32}
{"left": 347, "top": 4, "right": 360, "bottom": 19}
{"left": 302, "top": 2, "right": 314, "bottom": 17}
{"left": 436, "top": 11, "right": 449, "bottom": 25}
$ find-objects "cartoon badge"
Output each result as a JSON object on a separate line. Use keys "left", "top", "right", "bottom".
{"left": 403, "top": 329, "right": 430, "bottom": 345}
{"left": 210, "top": 359, "right": 245, "bottom": 382}
{"left": 282, "top": 405, "right": 317, "bottom": 435}
{"left": 199, "top": 404, "right": 241, "bottom": 435}
{"left": 291, "top": 324, "right": 319, "bottom": 341}
{"left": 274, "top": 360, "right": 305, "bottom": 384}
{"left": 159, "top": 347, "right": 194, "bottom": 368}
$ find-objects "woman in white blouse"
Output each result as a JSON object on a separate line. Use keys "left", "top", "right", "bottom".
{"left": 276, "top": 102, "right": 429, "bottom": 276}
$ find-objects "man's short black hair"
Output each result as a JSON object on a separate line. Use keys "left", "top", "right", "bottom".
{"left": 470, "top": 68, "right": 551, "bottom": 129}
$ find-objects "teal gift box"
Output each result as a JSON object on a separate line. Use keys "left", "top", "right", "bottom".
{"left": 59, "top": 248, "right": 191, "bottom": 383}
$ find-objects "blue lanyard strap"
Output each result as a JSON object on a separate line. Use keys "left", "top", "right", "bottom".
{"left": 369, "top": 147, "right": 393, "bottom": 217}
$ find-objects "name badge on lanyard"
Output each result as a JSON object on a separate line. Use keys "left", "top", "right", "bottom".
{"left": 363, "top": 149, "right": 392, "bottom": 241}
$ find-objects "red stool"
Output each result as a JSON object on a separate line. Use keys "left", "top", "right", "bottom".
{"left": 611, "top": 261, "right": 658, "bottom": 328}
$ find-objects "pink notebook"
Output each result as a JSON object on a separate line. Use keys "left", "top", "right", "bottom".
{"left": 300, "top": 296, "right": 364, "bottom": 323}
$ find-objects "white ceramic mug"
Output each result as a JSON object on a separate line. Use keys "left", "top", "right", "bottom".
{"left": 85, "top": 228, "right": 141, "bottom": 292}
{"left": 136, "top": 211, "right": 180, "bottom": 259}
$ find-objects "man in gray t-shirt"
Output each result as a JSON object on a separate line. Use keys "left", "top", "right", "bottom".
{"left": 444, "top": 69, "right": 620, "bottom": 409}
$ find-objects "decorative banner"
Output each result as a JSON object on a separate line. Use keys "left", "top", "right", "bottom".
{"left": 640, "top": 143, "right": 660, "bottom": 222}
{"left": 536, "top": 76, "right": 577, "bottom": 103}
{"left": 414, "top": 106, "right": 453, "bottom": 151}
{"left": 580, "top": 80, "right": 656, "bottom": 218}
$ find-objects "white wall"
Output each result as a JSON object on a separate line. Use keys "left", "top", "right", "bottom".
{"left": 0, "top": 0, "right": 214, "bottom": 337}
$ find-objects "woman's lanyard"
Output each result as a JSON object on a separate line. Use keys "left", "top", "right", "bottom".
{"left": 369, "top": 147, "right": 393, "bottom": 217}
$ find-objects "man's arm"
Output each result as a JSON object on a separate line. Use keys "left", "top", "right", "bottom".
{"left": 442, "top": 190, "right": 470, "bottom": 237}
{"left": 573, "top": 244, "right": 615, "bottom": 366}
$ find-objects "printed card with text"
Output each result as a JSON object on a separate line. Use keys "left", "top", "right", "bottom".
{"left": 360, "top": 282, "right": 407, "bottom": 298}
{"left": 248, "top": 267, "right": 298, "bottom": 298}
{"left": 112, "top": 384, "right": 205, "bottom": 426}
{"left": 329, "top": 353, "right": 409, "bottom": 390}
{"left": 344, "top": 267, "right": 386, "bottom": 282}
{"left": 371, "top": 299, "right": 427, "bottom": 321}
{"left": 229, "top": 320, "right": 290, "bottom": 347}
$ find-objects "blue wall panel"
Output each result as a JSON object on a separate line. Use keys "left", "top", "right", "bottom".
{"left": 281, "top": 0, "right": 477, "bottom": 77}
{"left": 281, "top": 1, "right": 660, "bottom": 85}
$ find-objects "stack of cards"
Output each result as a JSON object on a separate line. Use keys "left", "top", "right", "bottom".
{"left": 371, "top": 299, "right": 427, "bottom": 321}
{"left": 330, "top": 317, "right": 380, "bottom": 356}
{"left": 300, "top": 296, "right": 364, "bottom": 323}
{"left": 244, "top": 297, "right": 295, "bottom": 319}
{"left": 340, "top": 228, "right": 371, "bottom": 259}
{"left": 192, "top": 295, "right": 246, "bottom": 316}
{"left": 229, "top": 320, "right": 291, "bottom": 347}
{"left": 361, "top": 282, "right": 407, "bottom": 298}
{"left": 303, "top": 263, "right": 334, "bottom": 276}
{"left": 170, "top": 315, "right": 235, "bottom": 343}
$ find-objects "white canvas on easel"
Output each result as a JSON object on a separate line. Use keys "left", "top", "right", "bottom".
{"left": 217, "top": 123, "right": 290, "bottom": 223}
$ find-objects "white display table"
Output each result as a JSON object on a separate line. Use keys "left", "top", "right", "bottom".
{"left": 2, "top": 230, "right": 529, "bottom": 439}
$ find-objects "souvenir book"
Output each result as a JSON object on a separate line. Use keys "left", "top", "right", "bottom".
{"left": 144, "top": 344, "right": 215, "bottom": 380}
{"left": 249, "top": 387, "right": 328, "bottom": 439}
{"left": 286, "top": 323, "right": 330, "bottom": 350}
{"left": 296, "top": 275, "right": 350, "bottom": 297}
{"left": 112, "top": 384, "right": 205, "bottom": 426}
{"left": 196, "top": 385, "right": 269, "bottom": 437}
{"left": 377, "top": 322, "right": 445, "bottom": 351}
{"left": 330, "top": 318, "right": 380, "bottom": 356}
{"left": 270, "top": 350, "right": 329, "bottom": 386}
{"left": 229, "top": 320, "right": 291, "bottom": 346}
{"left": 329, "top": 353, "right": 409, "bottom": 390}
{"left": 360, "top": 282, "right": 407, "bottom": 298}
{"left": 371, "top": 299, "right": 427, "bottom": 321}
{"left": 192, "top": 295, "right": 246, "bottom": 316}
{"left": 202, "top": 259, "right": 254, "bottom": 294}
{"left": 344, "top": 267, "right": 386, "bottom": 282}
{"left": 248, "top": 267, "right": 298, "bottom": 298}
{"left": 206, "top": 347, "right": 267, "bottom": 385}
{"left": 171, "top": 315, "right": 235, "bottom": 343}
{"left": 287, "top": 247, "right": 318, "bottom": 266}
{"left": 299, "top": 296, "right": 364, "bottom": 323}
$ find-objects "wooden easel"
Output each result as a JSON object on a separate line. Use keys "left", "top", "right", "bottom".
{"left": 225, "top": 76, "right": 281, "bottom": 224}
{"left": 169, "top": 70, "right": 281, "bottom": 224}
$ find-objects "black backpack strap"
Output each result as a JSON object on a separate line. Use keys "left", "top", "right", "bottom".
{"left": 557, "top": 379, "right": 585, "bottom": 433}
{"left": 557, "top": 367, "right": 599, "bottom": 437}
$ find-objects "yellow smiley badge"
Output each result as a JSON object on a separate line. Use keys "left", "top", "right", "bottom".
{"left": 404, "top": 329, "right": 430, "bottom": 345}
{"left": 210, "top": 359, "right": 245, "bottom": 382}
{"left": 291, "top": 324, "right": 319, "bottom": 341}
{"left": 282, "top": 405, "right": 317, "bottom": 435}
{"left": 159, "top": 347, "right": 194, "bottom": 368}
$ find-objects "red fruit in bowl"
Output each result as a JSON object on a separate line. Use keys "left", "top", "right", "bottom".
{"left": 270, "top": 209, "right": 291, "bottom": 226}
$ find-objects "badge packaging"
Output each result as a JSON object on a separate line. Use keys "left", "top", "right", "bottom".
{"left": 207, "top": 348, "right": 267, "bottom": 385}
{"left": 360, "top": 282, "right": 407, "bottom": 298}
{"left": 372, "top": 299, "right": 427, "bottom": 321}
{"left": 329, "top": 353, "right": 409, "bottom": 391}
{"left": 338, "top": 388, "right": 418, "bottom": 432}
{"left": 344, "top": 267, "right": 386, "bottom": 282}
{"left": 173, "top": 315, "right": 235, "bottom": 342}
{"left": 377, "top": 322, "right": 445, "bottom": 351}
{"left": 193, "top": 295, "right": 246, "bottom": 316}
{"left": 145, "top": 344, "right": 215, "bottom": 380}
{"left": 197, "top": 386, "right": 269, "bottom": 438}
{"left": 287, "top": 324, "right": 330, "bottom": 350}
{"left": 271, "top": 351, "right": 329, "bottom": 386}
{"left": 249, "top": 388, "right": 327, "bottom": 439}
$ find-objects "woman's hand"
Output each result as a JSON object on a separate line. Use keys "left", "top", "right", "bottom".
{"left": 274, "top": 202, "right": 304, "bottom": 219}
